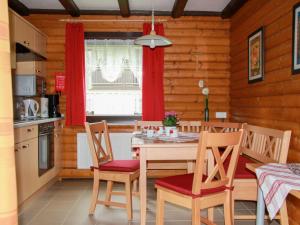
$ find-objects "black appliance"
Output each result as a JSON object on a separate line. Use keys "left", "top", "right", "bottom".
{"left": 47, "top": 94, "right": 61, "bottom": 118}
{"left": 38, "top": 122, "right": 54, "bottom": 176}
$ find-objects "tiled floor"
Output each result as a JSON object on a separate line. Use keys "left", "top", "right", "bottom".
{"left": 18, "top": 179, "right": 279, "bottom": 225}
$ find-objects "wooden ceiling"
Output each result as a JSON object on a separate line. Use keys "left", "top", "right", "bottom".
{"left": 8, "top": 0, "right": 248, "bottom": 19}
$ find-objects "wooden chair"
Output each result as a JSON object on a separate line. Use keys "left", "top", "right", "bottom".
{"left": 155, "top": 130, "right": 244, "bottom": 225}
{"left": 230, "top": 124, "right": 291, "bottom": 221}
{"left": 85, "top": 121, "right": 139, "bottom": 220}
{"left": 178, "top": 121, "right": 202, "bottom": 132}
{"left": 201, "top": 121, "right": 243, "bottom": 133}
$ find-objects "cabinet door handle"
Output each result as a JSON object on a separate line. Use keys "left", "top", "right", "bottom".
{"left": 15, "top": 148, "right": 19, "bottom": 152}
{"left": 27, "top": 128, "right": 32, "bottom": 132}
{"left": 22, "top": 144, "right": 29, "bottom": 149}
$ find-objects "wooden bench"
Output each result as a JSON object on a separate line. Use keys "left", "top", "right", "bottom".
{"left": 231, "top": 124, "right": 292, "bottom": 220}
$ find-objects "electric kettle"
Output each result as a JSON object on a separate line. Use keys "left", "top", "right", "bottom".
{"left": 23, "top": 99, "right": 39, "bottom": 118}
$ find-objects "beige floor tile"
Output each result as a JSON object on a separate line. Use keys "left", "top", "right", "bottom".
{"left": 18, "top": 179, "right": 282, "bottom": 225}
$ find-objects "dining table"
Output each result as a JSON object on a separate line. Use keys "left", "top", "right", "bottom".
{"left": 131, "top": 132, "right": 202, "bottom": 225}
{"left": 246, "top": 163, "right": 300, "bottom": 225}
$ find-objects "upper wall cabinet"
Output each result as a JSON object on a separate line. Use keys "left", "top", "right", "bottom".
{"left": 9, "top": 10, "right": 47, "bottom": 68}
{"left": 34, "top": 31, "right": 47, "bottom": 58}
{"left": 13, "top": 13, "right": 35, "bottom": 50}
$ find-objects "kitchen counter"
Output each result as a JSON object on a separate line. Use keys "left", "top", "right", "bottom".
{"left": 14, "top": 117, "right": 64, "bottom": 128}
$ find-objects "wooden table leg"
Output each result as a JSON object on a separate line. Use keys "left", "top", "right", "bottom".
{"left": 139, "top": 147, "right": 147, "bottom": 225}
{"left": 256, "top": 187, "right": 265, "bottom": 225}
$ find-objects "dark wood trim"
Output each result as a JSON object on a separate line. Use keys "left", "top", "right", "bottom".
{"left": 27, "top": 9, "right": 221, "bottom": 17}
{"left": 292, "top": 2, "right": 300, "bottom": 75}
{"left": 58, "top": 0, "right": 80, "bottom": 17}
{"left": 8, "top": 0, "right": 30, "bottom": 16}
{"left": 172, "top": 0, "right": 188, "bottom": 18}
{"left": 221, "top": 0, "right": 248, "bottom": 18}
{"left": 183, "top": 11, "right": 221, "bottom": 17}
{"left": 118, "top": 0, "right": 130, "bottom": 17}
{"left": 29, "top": 9, "right": 69, "bottom": 14}
{"left": 84, "top": 32, "right": 142, "bottom": 40}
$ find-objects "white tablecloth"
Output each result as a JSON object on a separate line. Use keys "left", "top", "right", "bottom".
{"left": 255, "top": 163, "right": 300, "bottom": 219}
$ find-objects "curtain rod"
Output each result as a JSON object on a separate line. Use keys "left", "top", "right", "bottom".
{"left": 59, "top": 19, "right": 168, "bottom": 22}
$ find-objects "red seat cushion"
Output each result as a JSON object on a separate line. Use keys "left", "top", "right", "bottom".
{"left": 99, "top": 160, "right": 140, "bottom": 172}
{"left": 155, "top": 174, "right": 226, "bottom": 199}
{"left": 224, "top": 155, "right": 256, "bottom": 179}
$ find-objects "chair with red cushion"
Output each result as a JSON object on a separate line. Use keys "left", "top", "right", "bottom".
{"left": 85, "top": 121, "right": 139, "bottom": 220}
{"left": 155, "top": 130, "right": 244, "bottom": 225}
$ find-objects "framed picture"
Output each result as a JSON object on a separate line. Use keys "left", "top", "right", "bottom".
{"left": 248, "top": 27, "right": 264, "bottom": 83}
{"left": 292, "top": 2, "right": 300, "bottom": 75}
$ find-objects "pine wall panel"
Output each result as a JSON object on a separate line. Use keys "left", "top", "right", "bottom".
{"left": 24, "top": 14, "right": 231, "bottom": 175}
{"left": 230, "top": 1, "right": 300, "bottom": 224}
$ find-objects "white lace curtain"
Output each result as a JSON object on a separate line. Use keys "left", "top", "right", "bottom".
{"left": 85, "top": 39, "right": 142, "bottom": 89}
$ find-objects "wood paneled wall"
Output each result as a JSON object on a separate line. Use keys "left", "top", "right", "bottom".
{"left": 230, "top": 1, "right": 300, "bottom": 224}
{"left": 24, "top": 14, "right": 230, "bottom": 175}
{"left": 0, "top": 1, "right": 18, "bottom": 224}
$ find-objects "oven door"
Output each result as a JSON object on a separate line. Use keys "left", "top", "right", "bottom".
{"left": 38, "top": 132, "right": 54, "bottom": 176}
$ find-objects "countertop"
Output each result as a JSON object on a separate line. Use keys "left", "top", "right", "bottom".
{"left": 14, "top": 117, "right": 64, "bottom": 128}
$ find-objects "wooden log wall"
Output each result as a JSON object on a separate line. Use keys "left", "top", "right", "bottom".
{"left": 230, "top": 0, "right": 300, "bottom": 224}
{"left": 24, "top": 14, "right": 230, "bottom": 177}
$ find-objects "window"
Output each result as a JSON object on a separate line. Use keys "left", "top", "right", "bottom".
{"left": 85, "top": 37, "right": 142, "bottom": 117}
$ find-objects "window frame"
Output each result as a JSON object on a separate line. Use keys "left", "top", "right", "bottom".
{"left": 84, "top": 32, "right": 143, "bottom": 123}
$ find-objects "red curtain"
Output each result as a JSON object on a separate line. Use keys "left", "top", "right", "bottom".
{"left": 142, "top": 23, "right": 165, "bottom": 121}
{"left": 65, "top": 23, "right": 86, "bottom": 126}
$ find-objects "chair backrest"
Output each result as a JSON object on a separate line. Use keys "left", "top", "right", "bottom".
{"left": 192, "top": 130, "right": 244, "bottom": 195}
{"left": 85, "top": 121, "right": 113, "bottom": 167}
{"left": 201, "top": 121, "right": 243, "bottom": 133}
{"left": 178, "top": 121, "right": 201, "bottom": 132}
{"left": 241, "top": 124, "right": 291, "bottom": 163}
{"left": 134, "top": 120, "right": 163, "bottom": 131}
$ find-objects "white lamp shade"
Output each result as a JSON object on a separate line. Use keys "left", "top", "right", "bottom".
{"left": 134, "top": 34, "right": 172, "bottom": 48}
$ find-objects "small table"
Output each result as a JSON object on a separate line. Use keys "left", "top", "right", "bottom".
{"left": 132, "top": 133, "right": 200, "bottom": 225}
{"left": 246, "top": 163, "right": 300, "bottom": 225}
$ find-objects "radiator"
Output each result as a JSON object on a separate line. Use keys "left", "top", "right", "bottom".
{"left": 77, "top": 132, "right": 133, "bottom": 169}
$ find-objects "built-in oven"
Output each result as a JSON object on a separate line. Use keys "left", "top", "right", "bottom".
{"left": 38, "top": 122, "right": 54, "bottom": 176}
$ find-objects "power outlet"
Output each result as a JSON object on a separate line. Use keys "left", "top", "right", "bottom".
{"left": 198, "top": 80, "right": 204, "bottom": 88}
{"left": 216, "top": 112, "right": 227, "bottom": 119}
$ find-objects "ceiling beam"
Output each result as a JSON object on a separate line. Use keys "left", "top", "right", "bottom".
{"left": 8, "top": 0, "right": 30, "bottom": 16}
{"left": 221, "top": 0, "right": 248, "bottom": 19}
{"left": 172, "top": 0, "right": 188, "bottom": 18}
{"left": 58, "top": 0, "right": 80, "bottom": 17}
{"left": 118, "top": 0, "right": 130, "bottom": 17}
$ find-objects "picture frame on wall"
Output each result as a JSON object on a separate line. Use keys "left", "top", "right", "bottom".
{"left": 292, "top": 2, "right": 300, "bottom": 75}
{"left": 248, "top": 27, "right": 264, "bottom": 83}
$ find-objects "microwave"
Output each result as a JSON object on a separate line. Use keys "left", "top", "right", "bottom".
{"left": 14, "top": 75, "right": 45, "bottom": 96}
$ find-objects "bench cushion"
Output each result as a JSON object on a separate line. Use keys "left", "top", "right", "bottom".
{"left": 99, "top": 160, "right": 140, "bottom": 172}
{"left": 155, "top": 173, "right": 226, "bottom": 198}
{"left": 224, "top": 155, "right": 256, "bottom": 179}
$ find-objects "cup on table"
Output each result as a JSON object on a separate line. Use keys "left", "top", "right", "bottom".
{"left": 158, "top": 126, "right": 164, "bottom": 135}
{"left": 147, "top": 129, "right": 154, "bottom": 138}
{"left": 170, "top": 129, "right": 178, "bottom": 138}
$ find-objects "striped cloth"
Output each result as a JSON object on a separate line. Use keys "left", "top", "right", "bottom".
{"left": 255, "top": 163, "right": 300, "bottom": 220}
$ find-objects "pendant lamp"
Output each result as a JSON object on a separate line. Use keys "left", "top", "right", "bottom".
{"left": 134, "top": 9, "right": 172, "bottom": 48}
